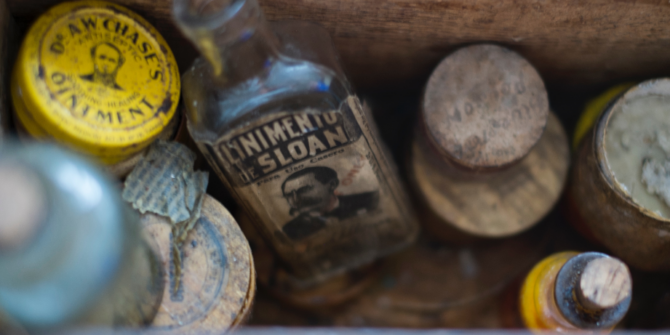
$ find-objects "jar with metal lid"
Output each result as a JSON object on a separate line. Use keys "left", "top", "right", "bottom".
{"left": 11, "top": 1, "right": 180, "bottom": 168}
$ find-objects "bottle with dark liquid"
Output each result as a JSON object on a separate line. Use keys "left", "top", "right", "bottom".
{"left": 173, "top": 0, "right": 418, "bottom": 282}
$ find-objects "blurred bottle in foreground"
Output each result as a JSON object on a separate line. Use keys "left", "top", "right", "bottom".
{"left": 0, "top": 142, "right": 164, "bottom": 331}
{"left": 174, "top": 0, "right": 418, "bottom": 283}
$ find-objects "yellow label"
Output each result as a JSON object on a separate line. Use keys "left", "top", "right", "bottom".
{"left": 572, "top": 83, "right": 634, "bottom": 150}
{"left": 13, "top": 1, "right": 180, "bottom": 162}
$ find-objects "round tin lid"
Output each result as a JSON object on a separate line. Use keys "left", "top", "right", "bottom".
{"left": 140, "top": 195, "right": 255, "bottom": 333}
{"left": 12, "top": 1, "right": 180, "bottom": 164}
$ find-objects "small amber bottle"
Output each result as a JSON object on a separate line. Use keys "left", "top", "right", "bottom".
{"left": 520, "top": 252, "right": 632, "bottom": 332}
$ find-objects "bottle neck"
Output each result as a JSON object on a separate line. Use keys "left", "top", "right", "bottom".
{"left": 174, "top": 0, "right": 280, "bottom": 81}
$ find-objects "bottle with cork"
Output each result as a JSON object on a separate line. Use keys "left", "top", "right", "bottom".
{"left": 11, "top": 1, "right": 181, "bottom": 177}
{"left": 519, "top": 252, "right": 632, "bottom": 332}
{"left": 0, "top": 143, "right": 164, "bottom": 331}
{"left": 173, "top": 0, "right": 418, "bottom": 284}
{"left": 399, "top": 43, "right": 570, "bottom": 316}
{"left": 568, "top": 79, "right": 670, "bottom": 271}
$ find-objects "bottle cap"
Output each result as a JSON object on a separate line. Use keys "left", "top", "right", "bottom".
{"left": 12, "top": 1, "right": 180, "bottom": 164}
{"left": 422, "top": 44, "right": 548, "bottom": 170}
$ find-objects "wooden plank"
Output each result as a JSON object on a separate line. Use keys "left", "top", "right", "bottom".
{"left": 7, "top": 0, "right": 670, "bottom": 90}
{"left": 259, "top": 0, "right": 670, "bottom": 89}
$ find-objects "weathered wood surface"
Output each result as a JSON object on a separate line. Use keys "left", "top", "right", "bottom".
{"left": 412, "top": 113, "right": 570, "bottom": 238}
{"left": 7, "top": 0, "right": 670, "bottom": 90}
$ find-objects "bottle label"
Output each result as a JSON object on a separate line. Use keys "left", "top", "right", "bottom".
{"left": 199, "top": 96, "right": 416, "bottom": 278}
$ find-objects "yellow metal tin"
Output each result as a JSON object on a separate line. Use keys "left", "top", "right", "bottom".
{"left": 12, "top": 1, "right": 180, "bottom": 164}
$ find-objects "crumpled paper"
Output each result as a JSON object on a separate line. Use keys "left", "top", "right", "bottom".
{"left": 122, "top": 140, "right": 209, "bottom": 293}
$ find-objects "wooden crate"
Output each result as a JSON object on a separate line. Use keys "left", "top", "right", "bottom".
{"left": 3, "top": 0, "right": 670, "bottom": 332}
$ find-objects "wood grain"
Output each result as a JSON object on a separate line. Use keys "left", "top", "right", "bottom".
{"left": 7, "top": 0, "right": 670, "bottom": 90}
{"left": 411, "top": 113, "right": 569, "bottom": 238}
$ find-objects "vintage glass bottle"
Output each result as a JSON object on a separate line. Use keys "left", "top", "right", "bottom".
{"left": 174, "top": 0, "right": 418, "bottom": 281}
{"left": 0, "top": 143, "right": 164, "bottom": 331}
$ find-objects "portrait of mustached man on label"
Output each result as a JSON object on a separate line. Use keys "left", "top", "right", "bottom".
{"left": 80, "top": 42, "right": 125, "bottom": 90}
{"left": 281, "top": 166, "right": 380, "bottom": 241}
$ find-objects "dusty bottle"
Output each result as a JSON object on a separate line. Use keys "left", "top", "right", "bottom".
{"left": 0, "top": 143, "right": 164, "bottom": 331}
{"left": 174, "top": 0, "right": 418, "bottom": 281}
{"left": 519, "top": 252, "right": 632, "bottom": 333}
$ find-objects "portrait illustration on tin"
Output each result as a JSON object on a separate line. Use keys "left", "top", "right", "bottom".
{"left": 281, "top": 166, "right": 380, "bottom": 241}
{"left": 80, "top": 42, "right": 124, "bottom": 90}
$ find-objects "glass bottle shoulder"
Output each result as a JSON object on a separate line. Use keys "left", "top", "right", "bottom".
{"left": 182, "top": 55, "right": 352, "bottom": 143}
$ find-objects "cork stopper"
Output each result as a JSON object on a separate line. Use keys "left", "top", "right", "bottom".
{"left": 577, "top": 257, "right": 632, "bottom": 311}
{"left": 554, "top": 252, "right": 632, "bottom": 329}
{"left": 422, "top": 44, "right": 549, "bottom": 170}
{"left": 0, "top": 164, "right": 46, "bottom": 251}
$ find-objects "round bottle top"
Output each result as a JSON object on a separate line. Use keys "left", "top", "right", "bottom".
{"left": 598, "top": 79, "right": 670, "bottom": 220}
{"left": 422, "top": 44, "right": 549, "bottom": 170}
{"left": 554, "top": 252, "right": 632, "bottom": 329}
{"left": 12, "top": 1, "right": 180, "bottom": 164}
{"left": 0, "top": 165, "right": 46, "bottom": 251}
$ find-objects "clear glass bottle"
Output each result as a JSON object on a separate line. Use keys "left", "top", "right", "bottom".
{"left": 0, "top": 143, "right": 164, "bottom": 331}
{"left": 174, "top": 0, "right": 418, "bottom": 282}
